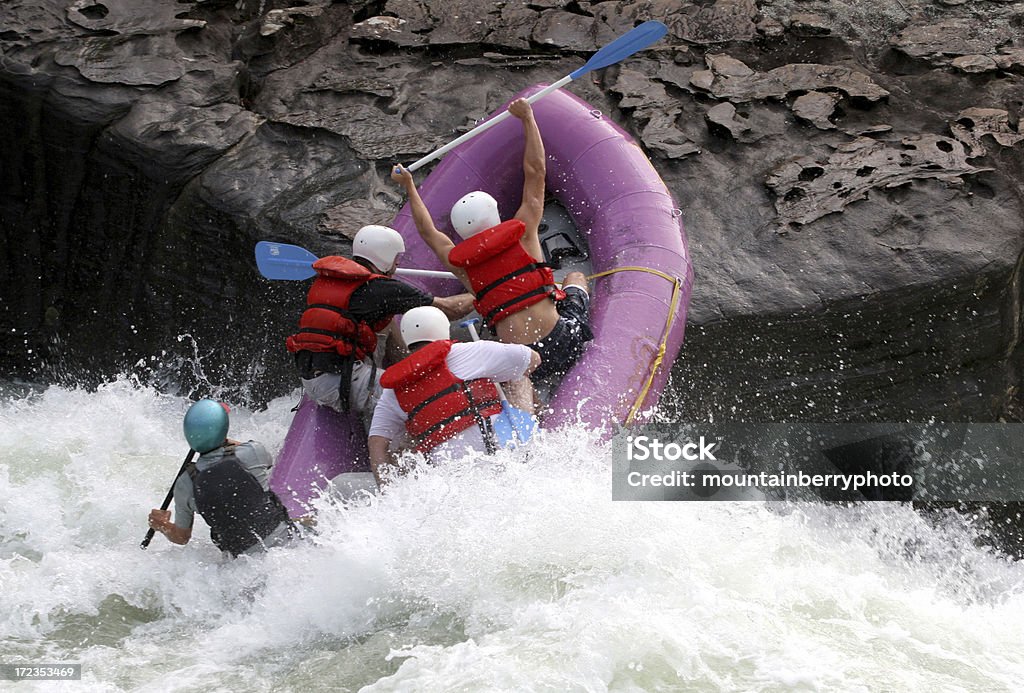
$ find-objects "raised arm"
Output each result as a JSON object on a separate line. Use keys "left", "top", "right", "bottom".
{"left": 509, "top": 99, "right": 546, "bottom": 260}
{"left": 391, "top": 165, "right": 470, "bottom": 287}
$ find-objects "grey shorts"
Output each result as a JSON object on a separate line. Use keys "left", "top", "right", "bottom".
{"left": 301, "top": 331, "right": 387, "bottom": 423}
{"left": 301, "top": 358, "right": 382, "bottom": 418}
{"left": 528, "top": 286, "right": 594, "bottom": 382}
{"left": 239, "top": 520, "right": 297, "bottom": 556}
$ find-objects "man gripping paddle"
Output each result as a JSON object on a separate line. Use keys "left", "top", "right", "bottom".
{"left": 147, "top": 400, "right": 296, "bottom": 557}
{"left": 392, "top": 99, "right": 593, "bottom": 394}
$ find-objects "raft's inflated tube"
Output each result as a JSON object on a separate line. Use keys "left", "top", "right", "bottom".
{"left": 271, "top": 86, "right": 693, "bottom": 514}
{"left": 270, "top": 397, "right": 369, "bottom": 518}
{"left": 390, "top": 86, "right": 693, "bottom": 431}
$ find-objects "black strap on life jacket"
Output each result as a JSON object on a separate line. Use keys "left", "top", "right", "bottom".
{"left": 294, "top": 304, "right": 376, "bottom": 346}
{"left": 474, "top": 262, "right": 554, "bottom": 305}
{"left": 411, "top": 381, "right": 500, "bottom": 455}
{"left": 309, "top": 303, "right": 352, "bottom": 314}
{"left": 481, "top": 283, "right": 560, "bottom": 328}
{"left": 188, "top": 452, "right": 291, "bottom": 557}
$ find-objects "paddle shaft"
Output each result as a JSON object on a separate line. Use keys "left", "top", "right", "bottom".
{"left": 407, "top": 76, "right": 572, "bottom": 172}
{"left": 396, "top": 267, "right": 458, "bottom": 279}
{"left": 405, "top": 21, "right": 667, "bottom": 172}
{"left": 141, "top": 449, "right": 196, "bottom": 549}
{"left": 463, "top": 321, "right": 511, "bottom": 404}
{"left": 458, "top": 317, "right": 538, "bottom": 448}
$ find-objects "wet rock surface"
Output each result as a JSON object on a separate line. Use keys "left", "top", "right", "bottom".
{"left": 1, "top": 0, "right": 1022, "bottom": 434}
{"left": 765, "top": 134, "right": 991, "bottom": 226}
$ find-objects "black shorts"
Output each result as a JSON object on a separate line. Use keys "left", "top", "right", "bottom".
{"left": 528, "top": 286, "right": 594, "bottom": 382}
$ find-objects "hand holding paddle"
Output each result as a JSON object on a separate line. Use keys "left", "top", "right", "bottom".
{"left": 405, "top": 20, "right": 668, "bottom": 172}
{"left": 459, "top": 318, "right": 537, "bottom": 448}
{"left": 141, "top": 449, "right": 195, "bottom": 549}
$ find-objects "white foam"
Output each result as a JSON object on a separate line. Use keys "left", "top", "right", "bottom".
{"left": 2, "top": 380, "right": 1023, "bottom": 690}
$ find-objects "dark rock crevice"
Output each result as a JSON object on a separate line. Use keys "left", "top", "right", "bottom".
{"left": 665, "top": 265, "right": 1019, "bottom": 423}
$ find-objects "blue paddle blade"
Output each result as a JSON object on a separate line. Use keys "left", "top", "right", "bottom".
{"left": 493, "top": 403, "right": 538, "bottom": 449}
{"left": 255, "top": 241, "right": 319, "bottom": 280}
{"left": 570, "top": 21, "right": 668, "bottom": 79}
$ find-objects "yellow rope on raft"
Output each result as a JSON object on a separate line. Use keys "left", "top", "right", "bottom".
{"left": 583, "top": 266, "right": 684, "bottom": 426}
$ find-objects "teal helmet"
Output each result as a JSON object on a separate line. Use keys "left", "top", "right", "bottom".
{"left": 183, "top": 399, "right": 230, "bottom": 453}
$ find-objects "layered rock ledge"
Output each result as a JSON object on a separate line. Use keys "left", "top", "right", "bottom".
{"left": 1, "top": 0, "right": 1021, "bottom": 428}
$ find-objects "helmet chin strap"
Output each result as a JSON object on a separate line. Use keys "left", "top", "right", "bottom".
{"left": 353, "top": 256, "right": 383, "bottom": 274}
{"left": 360, "top": 257, "right": 394, "bottom": 275}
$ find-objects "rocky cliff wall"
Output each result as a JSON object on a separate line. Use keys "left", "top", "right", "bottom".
{"left": 1, "top": 0, "right": 1022, "bottom": 421}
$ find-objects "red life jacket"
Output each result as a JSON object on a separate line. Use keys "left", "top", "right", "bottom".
{"left": 447, "top": 219, "right": 565, "bottom": 328}
{"left": 380, "top": 340, "right": 503, "bottom": 454}
{"left": 285, "top": 256, "right": 392, "bottom": 361}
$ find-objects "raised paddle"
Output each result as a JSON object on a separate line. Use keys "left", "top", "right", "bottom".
{"left": 459, "top": 318, "right": 537, "bottom": 449}
{"left": 405, "top": 20, "right": 669, "bottom": 172}
{"left": 254, "top": 241, "right": 456, "bottom": 281}
{"left": 141, "top": 449, "right": 196, "bottom": 549}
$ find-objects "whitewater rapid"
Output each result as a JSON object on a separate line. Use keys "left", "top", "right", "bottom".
{"left": 2, "top": 380, "right": 1023, "bottom": 691}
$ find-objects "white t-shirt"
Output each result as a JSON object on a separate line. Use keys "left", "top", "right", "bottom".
{"left": 369, "top": 341, "right": 533, "bottom": 457}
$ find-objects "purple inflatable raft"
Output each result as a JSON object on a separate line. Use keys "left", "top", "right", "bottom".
{"left": 270, "top": 84, "right": 693, "bottom": 517}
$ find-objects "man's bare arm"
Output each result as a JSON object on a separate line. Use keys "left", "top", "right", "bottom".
{"left": 369, "top": 435, "right": 399, "bottom": 486}
{"left": 523, "top": 347, "right": 542, "bottom": 376}
{"left": 509, "top": 99, "right": 546, "bottom": 260}
{"left": 503, "top": 348, "right": 542, "bottom": 413}
{"left": 433, "top": 293, "right": 475, "bottom": 320}
{"left": 147, "top": 509, "right": 193, "bottom": 545}
{"left": 383, "top": 320, "right": 407, "bottom": 366}
{"left": 391, "top": 165, "right": 471, "bottom": 285}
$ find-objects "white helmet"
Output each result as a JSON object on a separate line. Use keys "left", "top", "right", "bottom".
{"left": 353, "top": 225, "right": 405, "bottom": 272}
{"left": 401, "top": 306, "right": 450, "bottom": 346}
{"left": 450, "top": 191, "right": 501, "bottom": 239}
